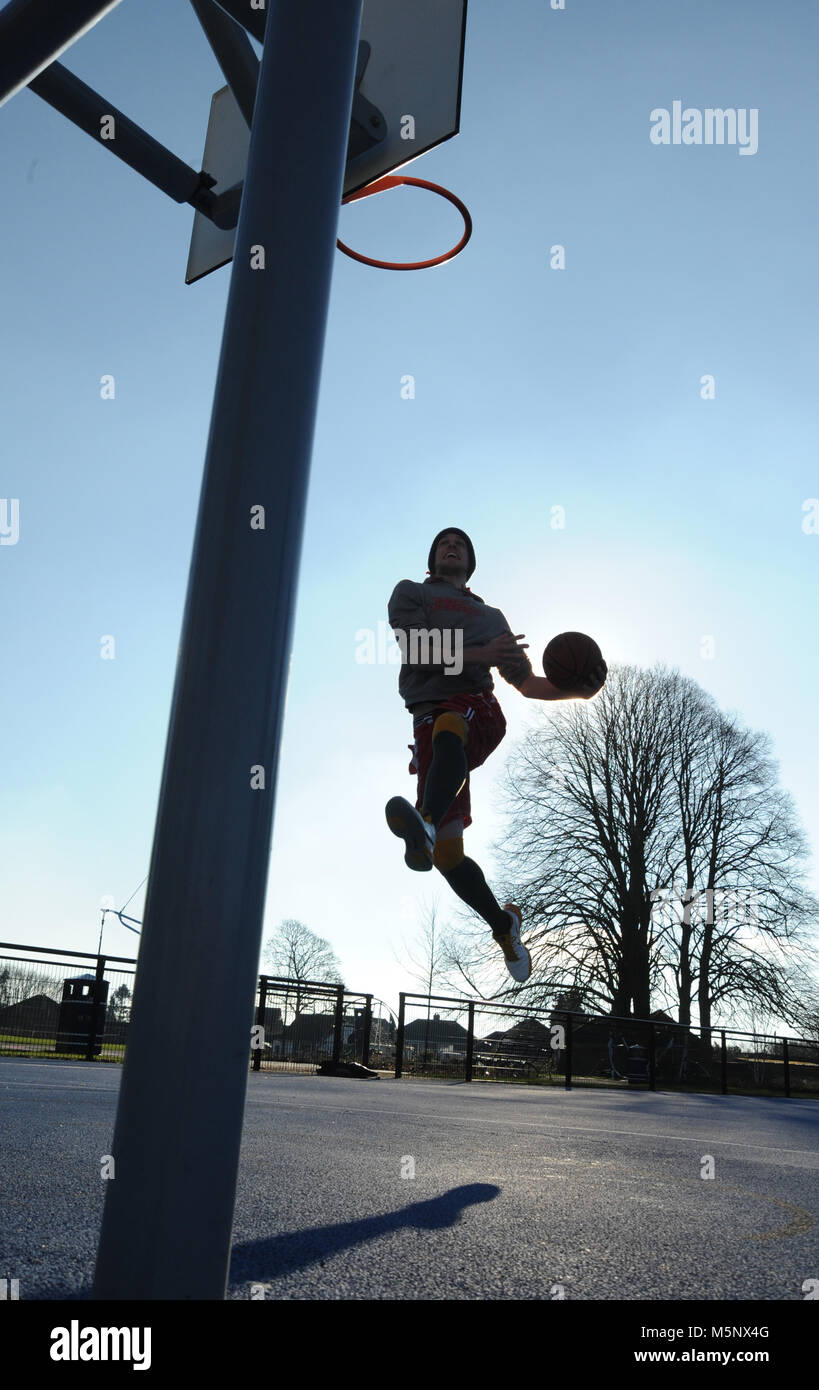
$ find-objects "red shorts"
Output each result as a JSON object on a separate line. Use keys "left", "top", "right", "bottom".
{"left": 407, "top": 690, "right": 507, "bottom": 831}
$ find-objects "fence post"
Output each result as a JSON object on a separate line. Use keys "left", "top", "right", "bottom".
{"left": 331, "top": 986, "right": 344, "bottom": 1064}
{"left": 464, "top": 1001, "right": 475, "bottom": 1083}
{"left": 720, "top": 1030, "right": 727, "bottom": 1095}
{"left": 782, "top": 1036, "right": 790, "bottom": 1099}
{"left": 253, "top": 975, "right": 268, "bottom": 1072}
{"left": 87, "top": 955, "right": 107, "bottom": 1062}
{"left": 564, "top": 1011, "right": 572, "bottom": 1091}
{"left": 361, "top": 995, "right": 373, "bottom": 1067}
{"left": 395, "top": 993, "right": 405, "bottom": 1078}
{"left": 648, "top": 1022, "right": 656, "bottom": 1091}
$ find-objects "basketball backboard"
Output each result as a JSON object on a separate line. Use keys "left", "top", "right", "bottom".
{"left": 186, "top": 0, "right": 467, "bottom": 283}
{"left": 186, "top": 83, "right": 249, "bottom": 284}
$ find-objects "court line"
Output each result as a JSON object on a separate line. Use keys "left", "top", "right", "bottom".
{"left": 0, "top": 1079, "right": 118, "bottom": 1095}
{"left": 3, "top": 1074, "right": 817, "bottom": 1159}
{"left": 251, "top": 1097, "right": 819, "bottom": 1158}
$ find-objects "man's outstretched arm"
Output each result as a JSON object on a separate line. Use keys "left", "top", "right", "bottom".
{"left": 518, "top": 673, "right": 574, "bottom": 701}
{"left": 484, "top": 632, "right": 606, "bottom": 701}
{"left": 518, "top": 672, "right": 601, "bottom": 701}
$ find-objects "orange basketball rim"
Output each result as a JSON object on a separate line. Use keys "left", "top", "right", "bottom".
{"left": 337, "top": 174, "right": 472, "bottom": 270}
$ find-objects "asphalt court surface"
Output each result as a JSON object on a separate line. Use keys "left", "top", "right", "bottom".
{"left": 1, "top": 1058, "right": 817, "bottom": 1300}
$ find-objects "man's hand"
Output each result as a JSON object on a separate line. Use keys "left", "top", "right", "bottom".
{"left": 478, "top": 633, "right": 529, "bottom": 667}
{"left": 574, "top": 659, "right": 607, "bottom": 698}
{"left": 519, "top": 659, "right": 607, "bottom": 702}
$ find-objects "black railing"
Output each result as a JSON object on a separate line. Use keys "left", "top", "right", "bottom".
{"left": 394, "top": 992, "right": 819, "bottom": 1099}
{"left": 2, "top": 943, "right": 816, "bottom": 1099}
{"left": 0, "top": 947, "right": 397, "bottom": 1072}
{"left": 0, "top": 942, "right": 136, "bottom": 1062}
{"left": 249, "top": 976, "right": 395, "bottom": 1074}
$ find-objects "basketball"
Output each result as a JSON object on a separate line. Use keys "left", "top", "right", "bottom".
{"left": 542, "top": 632, "right": 606, "bottom": 694}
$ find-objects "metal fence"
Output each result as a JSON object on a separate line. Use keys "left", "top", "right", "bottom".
{"left": 395, "top": 993, "right": 819, "bottom": 1098}
{"left": 0, "top": 943, "right": 136, "bottom": 1062}
{"left": 2, "top": 943, "right": 816, "bottom": 1098}
{"left": 250, "top": 975, "right": 397, "bottom": 1073}
{"left": 0, "top": 945, "right": 397, "bottom": 1072}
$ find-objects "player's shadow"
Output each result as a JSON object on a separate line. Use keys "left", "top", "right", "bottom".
{"left": 229, "top": 1183, "right": 499, "bottom": 1286}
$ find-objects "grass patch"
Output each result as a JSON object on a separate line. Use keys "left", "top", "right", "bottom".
{"left": 0, "top": 1033, "right": 125, "bottom": 1059}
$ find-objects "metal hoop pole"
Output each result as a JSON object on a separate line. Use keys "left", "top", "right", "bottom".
{"left": 92, "top": 0, "right": 364, "bottom": 1300}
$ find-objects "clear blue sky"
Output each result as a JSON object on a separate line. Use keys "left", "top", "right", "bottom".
{"left": 2, "top": 0, "right": 817, "bottom": 1023}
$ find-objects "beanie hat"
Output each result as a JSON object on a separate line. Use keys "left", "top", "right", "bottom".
{"left": 427, "top": 528, "right": 476, "bottom": 580}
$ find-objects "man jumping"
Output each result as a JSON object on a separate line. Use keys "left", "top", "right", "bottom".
{"left": 385, "top": 528, "right": 606, "bottom": 982}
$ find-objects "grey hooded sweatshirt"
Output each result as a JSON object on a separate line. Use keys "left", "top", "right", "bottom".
{"left": 387, "top": 577, "right": 533, "bottom": 711}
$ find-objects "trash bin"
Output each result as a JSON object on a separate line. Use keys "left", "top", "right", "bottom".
{"left": 626, "top": 1043, "right": 649, "bottom": 1085}
{"left": 55, "top": 974, "right": 109, "bottom": 1055}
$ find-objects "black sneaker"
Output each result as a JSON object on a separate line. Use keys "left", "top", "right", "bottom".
{"left": 385, "top": 796, "right": 436, "bottom": 871}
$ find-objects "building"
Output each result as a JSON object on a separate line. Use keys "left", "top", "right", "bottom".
{"left": 403, "top": 1013, "right": 469, "bottom": 1058}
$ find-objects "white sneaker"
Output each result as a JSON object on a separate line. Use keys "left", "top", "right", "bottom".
{"left": 385, "top": 796, "right": 436, "bottom": 871}
{"left": 493, "top": 904, "right": 532, "bottom": 982}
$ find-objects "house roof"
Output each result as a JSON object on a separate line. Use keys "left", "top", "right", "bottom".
{"left": 281, "top": 1014, "right": 335, "bottom": 1040}
{"left": 281, "top": 1012, "right": 366, "bottom": 1040}
{"left": 0, "top": 993, "right": 61, "bottom": 1022}
{"left": 404, "top": 1018, "right": 468, "bottom": 1040}
{"left": 503, "top": 1017, "right": 549, "bottom": 1041}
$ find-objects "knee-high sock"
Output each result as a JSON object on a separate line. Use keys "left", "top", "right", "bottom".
{"left": 439, "top": 856, "right": 511, "bottom": 936}
{"left": 421, "top": 730, "right": 467, "bottom": 827}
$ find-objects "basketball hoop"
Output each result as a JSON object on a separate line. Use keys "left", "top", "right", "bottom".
{"left": 337, "top": 174, "right": 472, "bottom": 270}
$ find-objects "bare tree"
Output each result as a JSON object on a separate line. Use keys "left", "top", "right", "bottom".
{"left": 395, "top": 898, "right": 452, "bottom": 997}
{"left": 699, "top": 718, "right": 816, "bottom": 1033}
{"left": 393, "top": 900, "right": 450, "bottom": 1064}
{"left": 261, "top": 919, "right": 344, "bottom": 1015}
{"left": 491, "top": 664, "right": 819, "bottom": 1029}
{"left": 438, "top": 911, "right": 540, "bottom": 1004}
{"left": 654, "top": 691, "right": 818, "bottom": 1034}
{"left": 394, "top": 896, "right": 499, "bottom": 1010}
{"left": 396, "top": 892, "right": 526, "bottom": 1003}
{"left": 494, "top": 666, "right": 675, "bottom": 1015}
{"left": 0, "top": 965, "right": 62, "bottom": 1008}
{"left": 654, "top": 672, "right": 719, "bottom": 1026}
{"left": 798, "top": 1000, "right": 819, "bottom": 1044}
